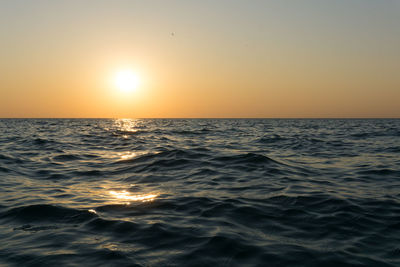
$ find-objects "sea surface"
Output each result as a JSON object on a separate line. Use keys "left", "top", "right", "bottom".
{"left": 0, "top": 119, "right": 399, "bottom": 266}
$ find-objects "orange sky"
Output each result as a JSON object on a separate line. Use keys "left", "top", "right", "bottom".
{"left": 1, "top": 1, "right": 399, "bottom": 118}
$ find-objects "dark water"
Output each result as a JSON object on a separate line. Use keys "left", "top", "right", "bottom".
{"left": 0, "top": 119, "right": 399, "bottom": 266}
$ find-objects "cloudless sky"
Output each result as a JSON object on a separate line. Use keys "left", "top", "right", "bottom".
{"left": 1, "top": 0, "right": 399, "bottom": 118}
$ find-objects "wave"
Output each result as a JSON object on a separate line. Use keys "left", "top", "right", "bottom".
{"left": 257, "top": 134, "right": 288, "bottom": 143}
{"left": 357, "top": 168, "right": 399, "bottom": 176}
{"left": 215, "top": 152, "right": 281, "bottom": 165}
{"left": 351, "top": 129, "right": 400, "bottom": 138}
{"left": 52, "top": 154, "right": 83, "bottom": 161}
{"left": 1, "top": 204, "right": 97, "bottom": 224}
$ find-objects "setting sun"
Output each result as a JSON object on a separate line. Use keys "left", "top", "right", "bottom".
{"left": 114, "top": 69, "right": 139, "bottom": 93}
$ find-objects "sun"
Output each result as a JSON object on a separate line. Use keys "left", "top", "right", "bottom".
{"left": 114, "top": 69, "right": 139, "bottom": 93}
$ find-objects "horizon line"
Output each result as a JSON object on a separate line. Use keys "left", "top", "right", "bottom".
{"left": 0, "top": 117, "right": 399, "bottom": 120}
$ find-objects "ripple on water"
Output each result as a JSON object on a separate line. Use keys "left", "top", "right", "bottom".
{"left": 0, "top": 119, "right": 399, "bottom": 266}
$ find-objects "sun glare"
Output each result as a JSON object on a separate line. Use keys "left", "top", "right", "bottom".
{"left": 114, "top": 69, "right": 139, "bottom": 93}
{"left": 109, "top": 190, "right": 157, "bottom": 203}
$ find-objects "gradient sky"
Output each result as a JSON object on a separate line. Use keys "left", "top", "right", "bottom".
{"left": 1, "top": 0, "right": 399, "bottom": 118}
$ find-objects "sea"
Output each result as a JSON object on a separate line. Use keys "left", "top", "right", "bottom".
{"left": 0, "top": 119, "right": 399, "bottom": 266}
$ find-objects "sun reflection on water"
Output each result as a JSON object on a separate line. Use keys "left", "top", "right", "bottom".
{"left": 119, "top": 152, "right": 140, "bottom": 160}
{"left": 114, "top": 118, "right": 139, "bottom": 133}
{"left": 109, "top": 190, "right": 157, "bottom": 203}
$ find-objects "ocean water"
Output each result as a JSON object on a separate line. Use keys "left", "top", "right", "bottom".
{"left": 0, "top": 119, "right": 399, "bottom": 266}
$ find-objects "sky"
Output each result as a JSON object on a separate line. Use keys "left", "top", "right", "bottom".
{"left": 1, "top": 0, "right": 399, "bottom": 118}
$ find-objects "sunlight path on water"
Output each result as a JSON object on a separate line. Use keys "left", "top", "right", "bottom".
{"left": 109, "top": 190, "right": 158, "bottom": 203}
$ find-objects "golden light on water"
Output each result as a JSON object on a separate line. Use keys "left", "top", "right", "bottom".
{"left": 119, "top": 152, "right": 140, "bottom": 160}
{"left": 114, "top": 118, "right": 138, "bottom": 132}
{"left": 109, "top": 190, "right": 157, "bottom": 203}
